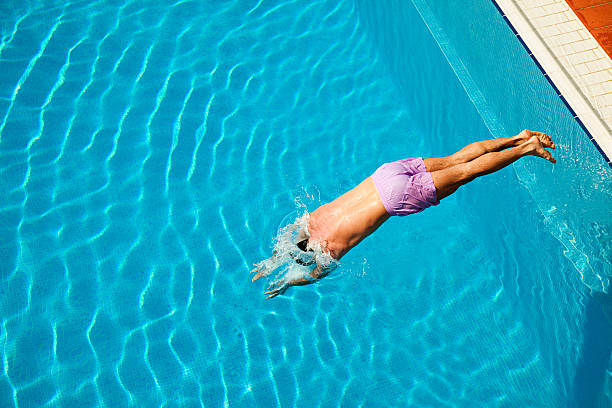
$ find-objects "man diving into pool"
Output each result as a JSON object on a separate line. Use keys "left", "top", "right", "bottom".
{"left": 251, "top": 130, "right": 556, "bottom": 298}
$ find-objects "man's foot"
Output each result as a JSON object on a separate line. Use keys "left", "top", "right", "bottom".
{"left": 525, "top": 135, "right": 556, "bottom": 163}
{"left": 517, "top": 129, "right": 555, "bottom": 149}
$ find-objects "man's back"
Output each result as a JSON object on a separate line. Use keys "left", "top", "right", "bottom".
{"left": 307, "top": 177, "right": 390, "bottom": 260}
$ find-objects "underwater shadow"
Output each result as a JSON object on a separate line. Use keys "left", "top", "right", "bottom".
{"left": 570, "top": 292, "right": 612, "bottom": 408}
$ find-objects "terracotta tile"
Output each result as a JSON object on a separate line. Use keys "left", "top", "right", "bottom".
{"left": 574, "top": 3, "right": 612, "bottom": 29}
{"left": 566, "top": 0, "right": 612, "bottom": 8}
{"left": 592, "top": 26, "right": 612, "bottom": 50}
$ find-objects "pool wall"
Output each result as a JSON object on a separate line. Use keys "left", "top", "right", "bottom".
{"left": 493, "top": 0, "right": 612, "bottom": 164}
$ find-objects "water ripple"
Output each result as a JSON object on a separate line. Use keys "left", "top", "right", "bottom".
{"left": 0, "top": 0, "right": 599, "bottom": 406}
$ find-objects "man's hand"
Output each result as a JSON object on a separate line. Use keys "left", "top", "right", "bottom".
{"left": 250, "top": 265, "right": 266, "bottom": 282}
{"left": 262, "top": 265, "right": 332, "bottom": 299}
{"left": 264, "top": 281, "right": 289, "bottom": 299}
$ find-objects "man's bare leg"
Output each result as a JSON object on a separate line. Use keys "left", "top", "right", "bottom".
{"left": 431, "top": 135, "right": 555, "bottom": 200}
{"left": 424, "top": 130, "right": 555, "bottom": 172}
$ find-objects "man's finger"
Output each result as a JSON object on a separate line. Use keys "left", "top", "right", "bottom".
{"left": 264, "top": 287, "right": 280, "bottom": 294}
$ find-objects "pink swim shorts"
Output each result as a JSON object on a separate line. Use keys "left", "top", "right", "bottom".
{"left": 371, "top": 157, "right": 440, "bottom": 216}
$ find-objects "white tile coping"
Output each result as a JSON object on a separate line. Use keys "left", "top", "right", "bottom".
{"left": 495, "top": 0, "right": 612, "bottom": 164}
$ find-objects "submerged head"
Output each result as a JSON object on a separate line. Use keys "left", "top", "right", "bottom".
{"left": 293, "top": 239, "right": 315, "bottom": 266}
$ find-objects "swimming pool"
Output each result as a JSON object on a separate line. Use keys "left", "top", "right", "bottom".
{"left": 1, "top": 0, "right": 610, "bottom": 406}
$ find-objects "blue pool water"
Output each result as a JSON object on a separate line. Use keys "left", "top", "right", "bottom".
{"left": 1, "top": 0, "right": 611, "bottom": 406}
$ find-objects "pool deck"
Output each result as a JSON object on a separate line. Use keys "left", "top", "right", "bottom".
{"left": 493, "top": 0, "right": 612, "bottom": 165}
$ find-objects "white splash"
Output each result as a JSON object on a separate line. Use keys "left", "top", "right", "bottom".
{"left": 253, "top": 212, "right": 338, "bottom": 286}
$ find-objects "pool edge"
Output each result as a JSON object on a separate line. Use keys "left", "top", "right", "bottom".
{"left": 492, "top": 0, "right": 612, "bottom": 168}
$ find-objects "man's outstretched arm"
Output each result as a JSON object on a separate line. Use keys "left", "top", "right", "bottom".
{"left": 264, "top": 265, "right": 331, "bottom": 299}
